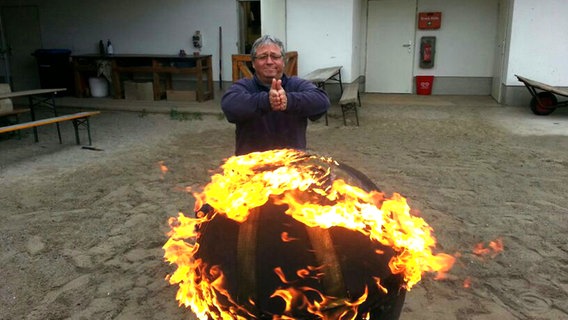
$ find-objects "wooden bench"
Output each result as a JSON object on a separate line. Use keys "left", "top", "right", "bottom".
{"left": 339, "top": 83, "right": 361, "bottom": 126}
{"left": 0, "top": 111, "right": 100, "bottom": 145}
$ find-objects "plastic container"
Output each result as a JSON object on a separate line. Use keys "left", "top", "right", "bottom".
{"left": 88, "top": 77, "right": 109, "bottom": 97}
{"left": 416, "top": 75, "right": 434, "bottom": 95}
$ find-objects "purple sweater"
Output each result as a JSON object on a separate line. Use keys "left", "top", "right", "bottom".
{"left": 221, "top": 74, "right": 330, "bottom": 155}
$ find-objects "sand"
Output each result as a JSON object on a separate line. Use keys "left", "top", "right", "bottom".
{"left": 1, "top": 95, "right": 567, "bottom": 320}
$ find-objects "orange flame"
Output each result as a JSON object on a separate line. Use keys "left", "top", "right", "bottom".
{"left": 473, "top": 237, "right": 504, "bottom": 258}
{"left": 158, "top": 161, "right": 169, "bottom": 180}
{"left": 163, "top": 149, "right": 455, "bottom": 319}
{"left": 281, "top": 232, "right": 299, "bottom": 242}
{"left": 463, "top": 277, "right": 472, "bottom": 288}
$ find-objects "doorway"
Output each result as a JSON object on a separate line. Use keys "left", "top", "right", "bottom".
{"left": 238, "top": 0, "right": 261, "bottom": 54}
{"left": 0, "top": 5, "right": 42, "bottom": 91}
{"left": 365, "top": 0, "right": 417, "bottom": 93}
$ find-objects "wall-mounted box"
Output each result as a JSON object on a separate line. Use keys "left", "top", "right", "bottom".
{"left": 418, "top": 12, "right": 442, "bottom": 29}
{"left": 419, "top": 36, "right": 436, "bottom": 68}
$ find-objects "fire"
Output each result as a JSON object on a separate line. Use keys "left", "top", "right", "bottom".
{"left": 158, "top": 160, "right": 169, "bottom": 180}
{"left": 163, "top": 149, "right": 455, "bottom": 319}
{"left": 463, "top": 277, "right": 472, "bottom": 288}
{"left": 473, "top": 238, "right": 504, "bottom": 258}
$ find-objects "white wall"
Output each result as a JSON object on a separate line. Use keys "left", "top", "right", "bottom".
{"left": 286, "top": 0, "right": 499, "bottom": 83}
{"left": 415, "top": 0, "right": 498, "bottom": 77}
{"left": 261, "top": 0, "right": 286, "bottom": 43}
{"left": 2, "top": 0, "right": 565, "bottom": 92}
{"left": 286, "top": 0, "right": 355, "bottom": 80}
{"left": 506, "top": 0, "right": 568, "bottom": 86}
{"left": 351, "top": 0, "right": 365, "bottom": 82}
{"left": 358, "top": 0, "right": 368, "bottom": 80}
{"left": 0, "top": 0, "right": 240, "bottom": 84}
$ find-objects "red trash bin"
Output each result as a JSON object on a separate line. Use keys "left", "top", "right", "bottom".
{"left": 416, "top": 75, "right": 434, "bottom": 95}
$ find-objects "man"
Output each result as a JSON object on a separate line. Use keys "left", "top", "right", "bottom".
{"left": 221, "top": 35, "right": 330, "bottom": 155}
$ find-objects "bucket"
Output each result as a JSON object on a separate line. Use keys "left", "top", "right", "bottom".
{"left": 416, "top": 76, "right": 434, "bottom": 95}
{"left": 88, "top": 77, "right": 109, "bottom": 97}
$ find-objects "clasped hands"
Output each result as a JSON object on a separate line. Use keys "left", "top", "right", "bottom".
{"left": 269, "top": 79, "right": 287, "bottom": 111}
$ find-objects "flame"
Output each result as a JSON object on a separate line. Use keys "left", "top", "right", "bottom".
{"left": 463, "top": 277, "right": 472, "bottom": 288}
{"left": 473, "top": 238, "right": 504, "bottom": 258}
{"left": 164, "top": 149, "right": 455, "bottom": 319}
{"left": 372, "top": 277, "right": 389, "bottom": 294}
{"left": 159, "top": 160, "right": 169, "bottom": 180}
{"left": 281, "top": 232, "right": 298, "bottom": 242}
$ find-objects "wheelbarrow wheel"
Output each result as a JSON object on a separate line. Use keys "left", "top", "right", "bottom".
{"left": 530, "top": 92, "right": 557, "bottom": 115}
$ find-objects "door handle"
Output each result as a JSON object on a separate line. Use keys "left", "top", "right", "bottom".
{"left": 402, "top": 44, "right": 411, "bottom": 47}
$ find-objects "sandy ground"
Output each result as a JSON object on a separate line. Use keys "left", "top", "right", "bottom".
{"left": 1, "top": 94, "right": 568, "bottom": 320}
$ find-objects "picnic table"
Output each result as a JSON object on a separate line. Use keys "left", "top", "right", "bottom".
{"left": 304, "top": 66, "right": 343, "bottom": 94}
{"left": 0, "top": 88, "right": 66, "bottom": 142}
{"left": 303, "top": 66, "right": 357, "bottom": 126}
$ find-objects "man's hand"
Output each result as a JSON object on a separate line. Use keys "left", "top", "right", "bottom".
{"left": 269, "top": 78, "right": 287, "bottom": 111}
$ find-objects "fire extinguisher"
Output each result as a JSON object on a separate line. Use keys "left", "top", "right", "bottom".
{"left": 422, "top": 43, "right": 432, "bottom": 63}
{"left": 419, "top": 36, "right": 435, "bottom": 68}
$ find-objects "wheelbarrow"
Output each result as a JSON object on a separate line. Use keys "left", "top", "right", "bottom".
{"left": 516, "top": 74, "right": 568, "bottom": 115}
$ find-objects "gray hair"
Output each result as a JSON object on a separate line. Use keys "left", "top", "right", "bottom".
{"left": 250, "top": 35, "right": 286, "bottom": 60}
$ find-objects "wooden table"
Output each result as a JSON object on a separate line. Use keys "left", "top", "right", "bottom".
{"left": 0, "top": 88, "right": 67, "bottom": 142}
{"left": 72, "top": 54, "right": 214, "bottom": 102}
{"left": 304, "top": 66, "right": 343, "bottom": 93}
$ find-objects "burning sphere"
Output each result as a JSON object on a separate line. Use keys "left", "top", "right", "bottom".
{"left": 163, "top": 149, "right": 454, "bottom": 320}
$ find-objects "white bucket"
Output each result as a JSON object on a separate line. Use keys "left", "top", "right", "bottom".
{"left": 88, "top": 77, "right": 109, "bottom": 97}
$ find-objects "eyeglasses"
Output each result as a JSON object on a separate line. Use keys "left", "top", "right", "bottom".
{"left": 253, "top": 54, "right": 283, "bottom": 61}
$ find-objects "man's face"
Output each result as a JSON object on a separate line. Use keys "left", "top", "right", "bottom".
{"left": 252, "top": 44, "right": 284, "bottom": 85}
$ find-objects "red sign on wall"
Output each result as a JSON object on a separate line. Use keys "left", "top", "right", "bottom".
{"left": 418, "top": 12, "right": 442, "bottom": 29}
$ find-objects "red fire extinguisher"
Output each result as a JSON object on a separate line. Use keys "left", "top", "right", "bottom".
{"left": 419, "top": 36, "right": 435, "bottom": 68}
{"left": 422, "top": 43, "right": 432, "bottom": 63}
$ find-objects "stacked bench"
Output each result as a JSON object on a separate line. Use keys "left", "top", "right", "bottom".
{"left": 304, "top": 67, "right": 360, "bottom": 126}
{"left": 339, "top": 83, "right": 361, "bottom": 126}
{"left": 323, "top": 82, "right": 360, "bottom": 126}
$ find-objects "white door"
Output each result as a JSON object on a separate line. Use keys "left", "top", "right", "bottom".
{"left": 366, "top": 0, "right": 416, "bottom": 93}
{"left": 1, "top": 5, "right": 42, "bottom": 90}
{"left": 261, "top": 0, "right": 286, "bottom": 43}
